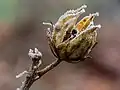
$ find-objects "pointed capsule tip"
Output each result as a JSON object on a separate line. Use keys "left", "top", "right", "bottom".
{"left": 97, "top": 24, "right": 101, "bottom": 28}
{"left": 75, "top": 9, "right": 85, "bottom": 16}
{"left": 95, "top": 12, "right": 99, "bottom": 16}
{"left": 81, "top": 9, "right": 85, "bottom": 13}
{"left": 93, "top": 12, "right": 99, "bottom": 16}
{"left": 90, "top": 12, "right": 99, "bottom": 17}
{"left": 82, "top": 4, "right": 87, "bottom": 8}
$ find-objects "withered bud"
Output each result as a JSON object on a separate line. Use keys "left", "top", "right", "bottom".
{"left": 28, "top": 48, "right": 42, "bottom": 61}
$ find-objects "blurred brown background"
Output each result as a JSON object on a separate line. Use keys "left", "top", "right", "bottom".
{"left": 0, "top": 0, "right": 120, "bottom": 90}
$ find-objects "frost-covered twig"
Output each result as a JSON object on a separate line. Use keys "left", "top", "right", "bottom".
{"left": 16, "top": 48, "right": 62, "bottom": 90}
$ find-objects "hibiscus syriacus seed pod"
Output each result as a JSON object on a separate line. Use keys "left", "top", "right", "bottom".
{"left": 43, "top": 5, "right": 101, "bottom": 63}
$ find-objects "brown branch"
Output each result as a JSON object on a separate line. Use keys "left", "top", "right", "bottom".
{"left": 36, "top": 59, "right": 62, "bottom": 80}
{"left": 16, "top": 48, "right": 62, "bottom": 90}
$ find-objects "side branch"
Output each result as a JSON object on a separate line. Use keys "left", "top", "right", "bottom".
{"left": 37, "top": 59, "right": 62, "bottom": 79}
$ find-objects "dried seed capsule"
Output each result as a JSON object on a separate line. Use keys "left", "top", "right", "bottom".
{"left": 44, "top": 5, "right": 101, "bottom": 63}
